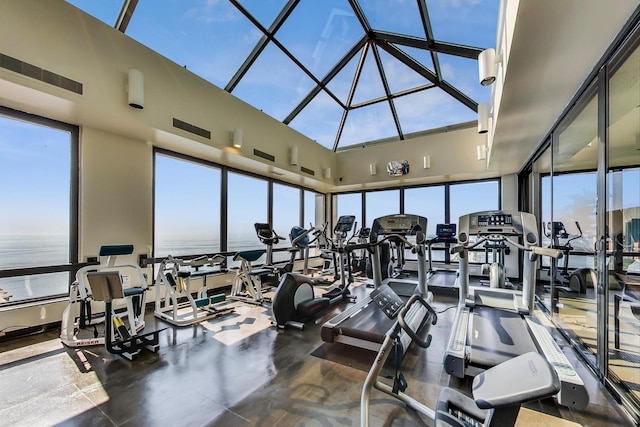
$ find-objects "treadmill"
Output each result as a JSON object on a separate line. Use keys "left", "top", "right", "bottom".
{"left": 443, "top": 210, "right": 589, "bottom": 409}
{"left": 321, "top": 214, "right": 432, "bottom": 354}
{"left": 426, "top": 223, "right": 459, "bottom": 292}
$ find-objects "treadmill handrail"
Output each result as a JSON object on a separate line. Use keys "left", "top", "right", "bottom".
{"left": 397, "top": 294, "right": 438, "bottom": 348}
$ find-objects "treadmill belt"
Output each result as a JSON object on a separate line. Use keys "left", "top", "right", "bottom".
{"left": 338, "top": 295, "right": 409, "bottom": 344}
{"left": 469, "top": 307, "right": 537, "bottom": 368}
{"left": 386, "top": 281, "right": 416, "bottom": 297}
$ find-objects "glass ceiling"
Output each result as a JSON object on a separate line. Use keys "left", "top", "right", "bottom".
{"left": 66, "top": 0, "right": 498, "bottom": 151}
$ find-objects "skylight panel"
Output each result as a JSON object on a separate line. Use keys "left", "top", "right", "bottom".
{"left": 339, "top": 102, "right": 399, "bottom": 147}
{"left": 288, "top": 90, "right": 345, "bottom": 149}
{"left": 232, "top": 42, "right": 316, "bottom": 121}
{"left": 276, "top": 0, "right": 361, "bottom": 79}
{"left": 437, "top": 53, "right": 491, "bottom": 106}
{"left": 125, "top": 0, "right": 256, "bottom": 88}
{"left": 429, "top": 0, "right": 499, "bottom": 48}
{"left": 394, "top": 87, "right": 476, "bottom": 133}
{"left": 378, "top": 49, "right": 432, "bottom": 95}
{"left": 357, "top": 0, "right": 424, "bottom": 37}
{"left": 351, "top": 46, "right": 387, "bottom": 105}
{"left": 237, "top": 0, "right": 289, "bottom": 29}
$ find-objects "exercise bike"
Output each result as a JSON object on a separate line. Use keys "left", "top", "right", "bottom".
{"left": 230, "top": 223, "right": 294, "bottom": 305}
{"left": 544, "top": 221, "right": 595, "bottom": 293}
{"left": 271, "top": 215, "right": 358, "bottom": 330}
{"left": 361, "top": 293, "right": 561, "bottom": 427}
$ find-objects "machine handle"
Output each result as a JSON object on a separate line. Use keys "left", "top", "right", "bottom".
{"left": 530, "top": 246, "right": 564, "bottom": 259}
{"left": 397, "top": 294, "right": 438, "bottom": 349}
{"left": 291, "top": 227, "right": 314, "bottom": 246}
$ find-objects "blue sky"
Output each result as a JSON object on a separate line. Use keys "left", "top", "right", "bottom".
{"left": 65, "top": 0, "right": 497, "bottom": 149}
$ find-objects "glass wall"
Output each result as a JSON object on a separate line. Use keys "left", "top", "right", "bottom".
{"left": 365, "top": 190, "right": 400, "bottom": 228}
{"left": 272, "top": 183, "right": 301, "bottom": 263}
{"left": 552, "top": 82, "right": 599, "bottom": 366}
{"left": 154, "top": 154, "right": 221, "bottom": 257}
{"left": 450, "top": 180, "right": 501, "bottom": 263}
{"left": 521, "top": 21, "right": 640, "bottom": 419}
{"left": 336, "top": 193, "right": 362, "bottom": 233}
{"left": 0, "top": 109, "right": 76, "bottom": 304}
{"left": 154, "top": 152, "right": 326, "bottom": 269}
{"left": 333, "top": 180, "right": 500, "bottom": 265}
{"left": 606, "top": 35, "right": 640, "bottom": 411}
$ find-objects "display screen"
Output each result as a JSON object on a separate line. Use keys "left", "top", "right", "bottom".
{"left": 477, "top": 214, "right": 513, "bottom": 227}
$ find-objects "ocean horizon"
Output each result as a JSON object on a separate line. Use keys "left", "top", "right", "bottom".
{"left": 0, "top": 235, "right": 302, "bottom": 303}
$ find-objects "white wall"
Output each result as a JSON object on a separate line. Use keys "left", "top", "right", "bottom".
{"left": 336, "top": 126, "right": 497, "bottom": 190}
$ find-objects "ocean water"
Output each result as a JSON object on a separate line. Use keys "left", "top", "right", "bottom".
{"left": 0, "top": 236, "right": 282, "bottom": 303}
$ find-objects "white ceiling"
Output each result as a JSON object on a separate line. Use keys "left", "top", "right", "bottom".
{"left": 490, "top": 0, "right": 639, "bottom": 174}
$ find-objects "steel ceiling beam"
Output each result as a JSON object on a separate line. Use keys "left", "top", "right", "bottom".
{"left": 225, "top": 0, "right": 299, "bottom": 92}
{"left": 115, "top": 0, "right": 138, "bottom": 33}
{"left": 378, "top": 41, "right": 478, "bottom": 111}
{"left": 284, "top": 36, "right": 367, "bottom": 124}
{"left": 333, "top": 42, "right": 370, "bottom": 151}
{"left": 371, "top": 44, "right": 404, "bottom": 140}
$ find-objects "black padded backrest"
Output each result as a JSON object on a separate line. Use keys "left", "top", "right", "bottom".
{"left": 98, "top": 244, "right": 134, "bottom": 256}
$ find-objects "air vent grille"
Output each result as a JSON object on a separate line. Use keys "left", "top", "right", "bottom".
{"left": 300, "top": 166, "right": 315, "bottom": 176}
{"left": 253, "top": 149, "right": 275, "bottom": 162}
{"left": 0, "top": 53, "right": 83, "bottom": 94}
{"left": 172, "top": 118, "right": 211, "bottom": 139}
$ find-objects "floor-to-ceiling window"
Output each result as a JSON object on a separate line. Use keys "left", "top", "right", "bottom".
{"left": 365, "top": 189, "right": 400, "bottom": 227}
{"left": 154, "top": 153, "right": 221, "bottom": 257}
{"left": 0, "top": 108, "right": 77, "bottom": 304}
{"left": 521, "top": 19, "right": 640, "bottom": 420}
{"left": 450, "top": 180, "right": 501, "bottom": 263}
{"left": 551, "top": 82, "right": 599, "bottom": 366}
{"left": 272, "top": 182, "right": 301, "bottom": 263}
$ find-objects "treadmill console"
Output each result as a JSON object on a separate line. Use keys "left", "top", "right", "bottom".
{"left": 458, "top": 210, "right": 539, "bottom": 247}
{"left": 433, "top": 223, "right": 457, "bottom": 243}
{"left": 371, "top": 214, "right": 427, "bottom": 236}
{"left": 334, "top": 215, "right": 356, "bottom": 233}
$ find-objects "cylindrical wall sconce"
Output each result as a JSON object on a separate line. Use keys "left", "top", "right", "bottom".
{"left": 128, "top": 68, "right": 144, "bottom": 109}
{"left": 290, "top": 146, "right": 298, "bottom": 166}
{"left": 323, "top": 168, "right": 331, "bottom": 179}
{"left": 478, "top": 48, "right": 496, "bottom": 86}
{"left": 477, "top": 144, "right": 487, "bottom": 161}
{"left": 369, "top": 163, "right": 377, "bottom": 176}
{"left": 423, "top": 156, "right": 431, "bottom": 169}
{"left": 231, "top": 129, "right": 243, "bottom": 148}
{"left": 478, "top": 103, "right": 490, "bottom": 134}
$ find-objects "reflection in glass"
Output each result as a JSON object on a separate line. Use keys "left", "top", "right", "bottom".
{"left": 552, "top": 83, "right": 599, "bottom": 367}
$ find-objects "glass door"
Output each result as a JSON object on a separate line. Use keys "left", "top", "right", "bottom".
{"left": 606, "top": 34, "right": 640, "bottom": 412}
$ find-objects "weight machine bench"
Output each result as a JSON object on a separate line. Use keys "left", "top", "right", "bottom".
{"left": 87, "top": 271, "right": 165, "bottom": 361}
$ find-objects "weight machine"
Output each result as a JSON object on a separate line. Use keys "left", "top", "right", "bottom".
{"left": 154, "top": 254, "right": 234, "bottom": 326}
{"left": 60, "top": 244, "right": 148, "bottom": 348}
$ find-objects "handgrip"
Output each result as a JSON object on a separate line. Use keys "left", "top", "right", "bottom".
{"left": 397, "top": 294, "right": 438, "bottom": 348}
{"left": 531, "top": 246, "right": 563, "bottom": 259}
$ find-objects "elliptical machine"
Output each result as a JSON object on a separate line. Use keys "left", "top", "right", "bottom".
{"left": 544, "top": 221, "right": 595, "bottom": 293}
{"left": 271, "top": 215, "right": 357, "bottom": 330}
